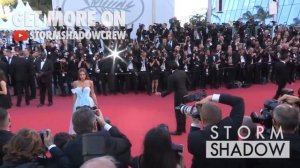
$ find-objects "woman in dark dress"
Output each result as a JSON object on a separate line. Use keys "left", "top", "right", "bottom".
{"left": 150, "top": 51, "right": 161, "bottom": 93}
{"left": 147, "top": 25, "right": 156, "bottom": 42}
{"left": 0, "top": 70, "right": 11, "bottom": 109}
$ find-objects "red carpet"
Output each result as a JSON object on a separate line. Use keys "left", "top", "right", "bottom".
{"left": 8, "top": 81, "right": 300, "bottom": 167}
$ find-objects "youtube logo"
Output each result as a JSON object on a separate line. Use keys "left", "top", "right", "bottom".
{"left": 13, "top": 30, "right": 29, "bottom": 41}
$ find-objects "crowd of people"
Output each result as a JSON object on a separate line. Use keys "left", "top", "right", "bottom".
{"left": 1, "top": 18, "right": 300, "bottom": 108}
{"left": 0, "top": 92, "right": 300, "bottom": 168}
{"left": 0, "top": 16, "right": 300, "bottom": 168}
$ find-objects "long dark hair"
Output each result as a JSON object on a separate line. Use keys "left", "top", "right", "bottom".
{"left": 0, "top": 70, "right": 7, "bottom": 82}
{"left": 77, "top": 68, "right": 90, "bottom": 80}
{"left": 3, "top": 128, "right": 45, "bottom": 163}
{"left": 141, "top": 127, "right": 177, "bottom": 168}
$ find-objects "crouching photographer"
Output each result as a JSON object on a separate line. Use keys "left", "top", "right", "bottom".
{"left": 255, "top": 94, "right": 300, "bottom": 168}
{"left": 1, "top": 128, "right": 70, "bottom": 168}
{"left": 63, "top": 107, "right": 131, "bottom": 168}
{"left": 187, "top": 94, "right": 245, "bottom": 168}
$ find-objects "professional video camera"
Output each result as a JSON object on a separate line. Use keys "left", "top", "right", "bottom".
{"left": 251, "top": 88, "right": 294, "bottom": 129}
{"left": 250, "top": 99, "right": 278, "bottom": 129}
{"left": 39, "top": 130, "right": 49, "bottom": 143}
{"left": 153, "top": 23, "right": 163, "bottom": 33}
{"left": 175, "top": 91, "right": 207, "bottom": 119}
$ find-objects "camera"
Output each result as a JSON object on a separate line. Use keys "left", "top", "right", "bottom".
{"left": 175, "top": 91, "right": 207, "bottom": 119}
{"left": 175, "top": 104, "right": 201, "bottom": 119}
{"left": 250, "top": 99, "right": 278, "bottom": 129}
{"left": 76, "top": 105, "right": 97, "bottom": 113}
{"left": 39, "top": 129, "right": 50, "bottom": 143}
{"left": 251, "top": 88, "right": 294, "bottom": 129}
{"left": 153, "top": 23, "right": 163, "bottom": 33}
{"left": 76, "top": 106, "right": 111, "bottom": 124}
{"left": 183, "top": 91, "right": 206, "bottom": 103}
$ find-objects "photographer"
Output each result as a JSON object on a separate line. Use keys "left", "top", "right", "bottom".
{"left": 188, "top": 93, "right": 244, "bottom": 168}
{"left": 255, "top": 95, "right": 300, "bottom": 168}
{"left": 63, "top": 107, "right": 131, "bottom": 168}
{"left": 78, "top": 54, "right": 90, "bottom": 70}
{"left": 273, "top": 50, "right": 290, "bottom": 99}
{"left": 1, "top": 128, "right": 70, "bottom": 168}
{"left": 136, "top": 24, "right": 147, "bottom": 43}
{"left": 157, "top": 61, "right": 189, "bottom": 135}
{"left": 0, "top": 108, "right": 13, "bottom": 165}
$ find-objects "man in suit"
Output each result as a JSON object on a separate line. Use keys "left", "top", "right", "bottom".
{"left": 24, "top": 48, "right": 36, "bottom": 99}
{"left": 137, "top": 51, "right": 151, "bottom": 95}
{"left": 136, "top": 24, "right": 147, "bottom": 43}
{"left": 273, "top": 51, "right": 290, "bottom": 99}
{"left": 63, "top": 107, "right": 131, "bottom": 168}
{"left": 124, "top": 54, "right": 138, "bottom": 94}
{"left": 0, "top": 108, "right": 14, "bottom": 165}
{"left": 160, "top": 23, "right": 169, "bottom": 39}
{"left": 188, "top": 93, "right": 244, "bottom": 168}
{"left": 256, "top": 95, "right": 300, "bottom": 168}
{"left": 0, "top": 59, "right": 7, "bottom": 76}
{"left": 11, "top": 52, "right": 30, "bottom": 106}
{"left": 166, "top": 34, "right": 177, "bottom": 52}
{"left": 35, "top": 53, "right": 54, "bottom": 107}
{"left": 157, "top": 61, "right": 189, "bottom": 135}
{"left": 2, "top": 46, "right": 18, "bottom": 96}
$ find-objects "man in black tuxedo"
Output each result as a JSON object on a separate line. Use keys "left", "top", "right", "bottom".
{"left": 136, "top": 24, "right": 147, "bottom": 43}
{"left": 125, "top": 54, "right": 139, "bottom": 94}
{"left": 0, "top": 108, "right": 14, "bottom": 165}
{"left": 158, "top": 61, "right": 189, "bottom": 135}
{"left": 2, "top": 47, "right": 18, "bottom": 96}
{"left": 35, "top": 53, "right": 54, "bottom": 107}
{"left": 63, "top": 107, "right": 131, "bottom": 168}
{"left": 24, "top": 48, "right": 36, "bottom": 99}
{"left": 188, "top": 93, "right": 244, "bottom": 168}
{"left": 166, "top": 34, "right": 177, "bottom": 52}
{"left": 160, "top": 23, "right": 169, "bottom": 39}
{"left": 273, "top": 51, "right": 290, "bottom": 99}
{"left": 0, "top": 59, "right": 7, "bottom": 76}
{"left": 256, "top": 95, "right": 300, "bottom": 168}
{"left": 137, "top": 52, "right": 151, "bottom": 95}
{"left": 11, "top": 53, "right": 30, "bottom": 106}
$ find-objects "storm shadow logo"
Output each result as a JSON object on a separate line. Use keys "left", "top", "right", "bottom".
{"left": 60, "top": 0, "right": 145, "bottom": 24}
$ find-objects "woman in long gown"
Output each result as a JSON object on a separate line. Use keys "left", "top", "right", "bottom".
{"left": 69, "top": 68, "right": 98, "bottom": 134}
{"left": 0, "top": 70, "right": 11, "bottom": 109}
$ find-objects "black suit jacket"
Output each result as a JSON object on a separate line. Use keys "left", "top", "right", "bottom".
{"left": 67, "top": 59, "right": 78, "bottom": 79}
{"left": 161, "top": 70, "right": 188, "bottom": 106}
{"left": 6, "top": 56, "right": 18, "bottom": 78}
{"left": 0, "top": 56, "right": 8, "bottom": 65}
{"left": 275, "top": 61, "right": 289, "bottom": 85}
{"left": 63, "top": 126, "right": 131, "bottom": 168}
{"left": 255, "top": 133, "right": 300, "bottom": 168}
{"left": 25, "top": 55, "right": 36, "bottom": 75}
{"left": 137, "top": 60, "right": 150, "bottom": 72}
{"left": 0, "top": 60, "right": 8, "bottom": 75}
{"left": 0, "top": 130, "right": 14, "bottom": 165}
{"left": 188, "top": 94, "right": 245, "bottom": 168}
{"left": 11, "top": 57, "right": 30, "bottom": 82}
{"left": 35, "top": 59, "right": 54, "bottom": 83}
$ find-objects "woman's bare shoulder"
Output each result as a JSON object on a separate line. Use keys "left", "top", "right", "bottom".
{"left": 72, "top": 81, "right": 78, "bottom": 87}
